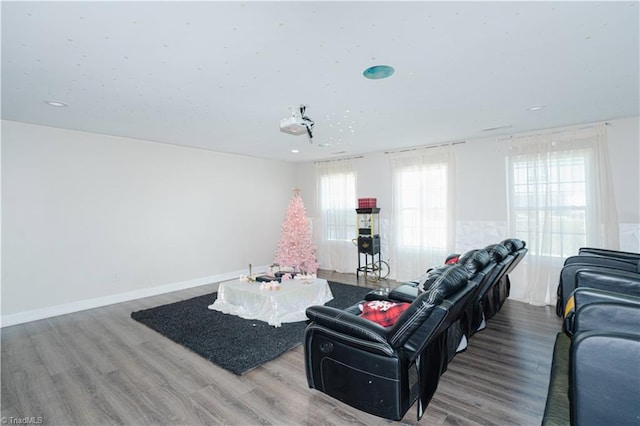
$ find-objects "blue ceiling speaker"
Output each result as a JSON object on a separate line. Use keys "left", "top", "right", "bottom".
{"left": 363, "top": 65, "right": 395, "bottom": 80}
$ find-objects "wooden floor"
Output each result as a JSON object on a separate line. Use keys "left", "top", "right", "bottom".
{"left": 1, "top": 270, "right": 562, "bottom": 425}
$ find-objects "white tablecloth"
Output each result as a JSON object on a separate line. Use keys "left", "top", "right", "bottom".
{"left": 208, "top": 278, "right": 333, "bottom": 327}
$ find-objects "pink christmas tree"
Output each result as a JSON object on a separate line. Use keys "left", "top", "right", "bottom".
{"left": 274, "top": 190, "right": 319, "bottom": 274}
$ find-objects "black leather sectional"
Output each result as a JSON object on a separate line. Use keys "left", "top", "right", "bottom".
{"left": 303, "top": 238, "right": 527, "bottom": 421}
{"left": 543, "top": 247, "right": 640, "bottom": 425}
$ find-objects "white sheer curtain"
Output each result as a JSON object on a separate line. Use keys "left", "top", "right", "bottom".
{"left": 507, "top": 123, "right": 619, "bottom": 306}
{"left": 389, "top": 147, "right": 456, "bottom": 282}
{"left": 315, "top": 159, "right": 358, "bottom": 273}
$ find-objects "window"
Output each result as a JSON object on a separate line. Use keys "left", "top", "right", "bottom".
{"left": 396, "top": 163, "right": 449, "bottom": 249}
{"left": 318, "top": 170, "right": 356, "bottom": 241}
{"left": 315, "top": 160, "right": 358, "bottom": 273}
{"left": 505, "top": 123, "right": 619, "bottom": 306}
{"left": 509, "top": 149, "right": 591, "bottom": 258}
{"left": 389, "top": 148, "right": 456, "bottom": 281}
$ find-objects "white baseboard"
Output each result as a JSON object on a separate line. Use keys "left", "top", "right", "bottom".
{"left": 1, "top": 265, "right": 270, "bottom": 328}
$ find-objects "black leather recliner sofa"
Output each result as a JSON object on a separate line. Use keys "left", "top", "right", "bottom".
{"left": 544, "top": 248, "right": 640, "bottom": 425}
{"left": 304, "top": 264, "right": 473, "bottom": 421}
{"left": 543, "top": 278, "right": 640, "bottom": 425}
{"left": 304, "top": 238, "right": 528, "bottom": 421}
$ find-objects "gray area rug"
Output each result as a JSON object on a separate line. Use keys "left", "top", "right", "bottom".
{"left": 131, "top": 281, "right": 370, "bottom": 375}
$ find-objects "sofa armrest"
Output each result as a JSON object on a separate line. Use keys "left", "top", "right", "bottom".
{"left": 388, "top": 283, "right": 421, "bottom": 302}
{"left": 305, "top": 305, "right": 389, "bottom": 345}
{"left": 572, "top": 286, "right": 640, "bottom": 306}
{"left": 564, "top": 255, "right": 639, "bottom": 271}
{"left": 578, "top": 247, "right": 640, "bottom": 261}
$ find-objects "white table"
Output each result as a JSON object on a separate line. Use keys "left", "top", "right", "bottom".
{"left": 208, "top": 278, "right": 333, "bottom": 327}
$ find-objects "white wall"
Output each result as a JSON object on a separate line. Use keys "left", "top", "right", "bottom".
{"left": 2, "top": 121, "right": 296, "bottom": 324}
{"left": 295, "top": 116, "right": 640, "bottom": 275}
{"left": 3, "top": 117, "right": 637, "bottom": 323}
{"left": 606, "top": 117, "right": 640, "bottom": 249}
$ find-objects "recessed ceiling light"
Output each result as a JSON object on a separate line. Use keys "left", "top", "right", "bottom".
{"left": 291, "top": 149, "right": 299, "bottom": 153}
{"left": 45, "top": 100, "right": 67, "bottom": 107}
{"left": 527, "top": 105, "right": 545, "bottom": 111}
{"left": 363, "top": 65, "right": 395, "bottom": 80}
{"left": 482, "top": 124, "right": 512, "bottom": 132}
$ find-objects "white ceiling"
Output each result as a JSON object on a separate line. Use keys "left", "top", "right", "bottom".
{"left": 2, "top": 1, "right": 639, "bottom": 162}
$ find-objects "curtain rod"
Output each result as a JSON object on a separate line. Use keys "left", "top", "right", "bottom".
{"left": 498, "top": 121, "right": 612, "bottom": 141}
{"left": 314, "top": 155, "right": 364, "bottom": 164}
{"left": 384, "top": 140, "right": 466, "bottom": 155}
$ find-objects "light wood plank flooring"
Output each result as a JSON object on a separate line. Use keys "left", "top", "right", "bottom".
{"left": 1, "top": 270, "right": 561, "bottom": 425}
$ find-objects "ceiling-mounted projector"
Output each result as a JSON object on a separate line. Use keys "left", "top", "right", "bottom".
{"left": 280, "top": 105, "right": 314, "bottom": 141}
{"left": 280, "top": 115, "right": 308, "bottom": 135}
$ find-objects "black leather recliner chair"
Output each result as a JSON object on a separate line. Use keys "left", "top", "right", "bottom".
{"left": 499, "top": 238, "right": 527, "bottom": 273}
{"left": 497, "top": 238, "right": 527, "bottom": 308}
{"left": 453, "top": 249, "right": 495, "bottom": 338}
{"left": 480, "top": 243, "right": 514, "bottom": 321}
{"left": 555, "top": 262, "right": 640, "bottom": 316}
{"left": 562, "top": 286, "right": 640, "bottom": 336}
{"left": 570, "top": 329, "right": 640, "bottom": 425}
{"left": 304, "top": 264, "right": 474, "bottom": 421}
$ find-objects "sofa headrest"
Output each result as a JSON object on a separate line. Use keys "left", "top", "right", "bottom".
{"left": 457, "top": 250, "right": 475, "bottom": 264}
{"left": 458, "top": 249, "right": 491, "bottom": 276}
{"left": 484, "top": 243, "right": 510, "bottom": 262}
{"left": 425, "top": 264, "right": 469, "bottom": 303}
{"left": 419, "top": 264, "right": 450, "bottom": 292}
{"left": 501, "top": 238, "right": 526, "bottom": 253}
